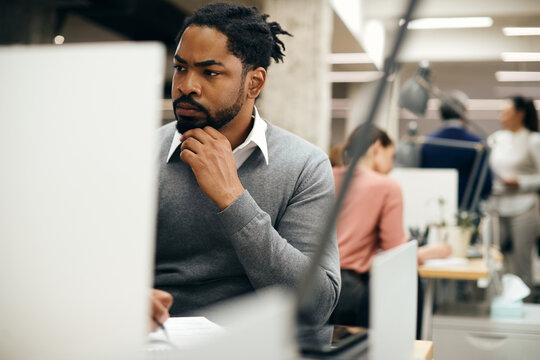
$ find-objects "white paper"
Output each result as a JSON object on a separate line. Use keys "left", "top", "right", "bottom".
{"left": 145, "top": 289, "right": 296, "bottom": 359}
{"left": 501, "top": 274, "right": 530, "bottom": 302}
{"left": 147, "top": 317, "right": 224, "bottom": 351}
{"left": 422, "top": 258, "right": 469, "bottom": 268}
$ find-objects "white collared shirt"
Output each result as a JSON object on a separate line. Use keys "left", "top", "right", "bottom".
{"left": 166, "top": 106, "right": 269, "bottom": 169}
{"left": 489, "top": 127, "right": 540, "bottom": 216}
{"left": 443, "top": 119, "right": 465, "bottom": 129}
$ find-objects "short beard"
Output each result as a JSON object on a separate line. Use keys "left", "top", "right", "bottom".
{"left": 174, "top": 77, "right": 246, "bottom": 134}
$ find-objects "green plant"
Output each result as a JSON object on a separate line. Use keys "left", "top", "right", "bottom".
{"left": 456, "top": 210, "right": 478, "bottom": 229}
{"left": 438, "top": 198, "right": 447, "bottom": 227}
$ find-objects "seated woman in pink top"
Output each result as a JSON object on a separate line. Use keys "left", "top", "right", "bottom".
{"left": 330, "top": 124, "right": 450, "bottom": 331}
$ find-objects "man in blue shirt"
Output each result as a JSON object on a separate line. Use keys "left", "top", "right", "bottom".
{"left": 420, "top": 91, "right": 492, "bottom": 210}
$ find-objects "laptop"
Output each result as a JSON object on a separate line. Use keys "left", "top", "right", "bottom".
{"left": 0, "top": 43, "right": 165, "bottom": 360}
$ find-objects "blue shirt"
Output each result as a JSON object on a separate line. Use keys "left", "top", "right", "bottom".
{"left": 420, "top": 120, "right": 492, "bottom": 210}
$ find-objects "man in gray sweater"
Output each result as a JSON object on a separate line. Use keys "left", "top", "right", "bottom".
{"left": 152, "top": 2, "right": 340, "bottom": 330}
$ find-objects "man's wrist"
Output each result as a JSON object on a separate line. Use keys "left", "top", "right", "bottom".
{"left": 216, "top": 187, "right": 245, "bottom": 211}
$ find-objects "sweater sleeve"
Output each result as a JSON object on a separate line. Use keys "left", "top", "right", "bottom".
{"left": 378, "top": 180, "right": 408, "bottom": 251}
{"left": 518, "top": 133, "right": 540, "bottom": 191}
{"left": 216, "top": 157, "right": 341, "bottom": 326}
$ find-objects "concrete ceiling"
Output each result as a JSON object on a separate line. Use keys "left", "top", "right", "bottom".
{"left": 365, "top": 0, "right": 540, "bottom": 63}
{"left": 327, "top": 0, "right": 540, "bottom": 135}
{"left": 360, "top": 0, "right": 540, "bottom": 98}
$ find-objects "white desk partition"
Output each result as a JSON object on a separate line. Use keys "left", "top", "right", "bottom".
{"left": 0, "top": 43, "right": 165, "bottom": 360}
{"left": 370, "top": 241, "right": 418, "bottom": 360}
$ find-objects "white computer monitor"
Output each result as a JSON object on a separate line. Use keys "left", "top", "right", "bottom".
{"left": 0, "top": 42, "right": 165, "bottom": 360}
{"left": 370, "top": 241, "right": 418, "bottom": 360}
{"left": 390, "top": 168, "right": 458, "bottom": 232}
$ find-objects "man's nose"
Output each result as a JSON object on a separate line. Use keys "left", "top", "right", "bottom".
{"left": 176, "top": 71, "right": 201, "bottom": 97}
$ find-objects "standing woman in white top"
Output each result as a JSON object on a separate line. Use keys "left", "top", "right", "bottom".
{"left": 489, "top": 96, "right": 540, "bottom": 295}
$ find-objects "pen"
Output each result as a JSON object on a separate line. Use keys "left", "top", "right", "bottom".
{"left": 153, "top": 318, "right": 170, "bottom": 341}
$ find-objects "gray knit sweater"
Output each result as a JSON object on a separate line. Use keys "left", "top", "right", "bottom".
{"left": 154, "top": 120, "right": 340, "bottom": 325}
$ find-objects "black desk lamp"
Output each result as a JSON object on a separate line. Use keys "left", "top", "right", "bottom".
{"left": 296, "top": 0, "right": 420, "bottom": 326}
{"left": 399, "top": 61, "right": 431, "bottom": 116}
{"left": 397, "top": 62, "right": 491, "bottom": 214}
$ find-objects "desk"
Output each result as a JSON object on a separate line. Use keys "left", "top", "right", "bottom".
{"left": 418, "top": 259, "right": 489, "bottom": 340}
{"left": 413, "top": 340, "right": 433, "bottom": 360}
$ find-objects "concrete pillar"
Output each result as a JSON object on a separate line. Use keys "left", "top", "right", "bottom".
{"left": 257, "top": 0, "right": 333, "bottom": 152}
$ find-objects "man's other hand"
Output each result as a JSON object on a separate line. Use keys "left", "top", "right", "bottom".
{"left": 417, "top": 243, "right": 452, "bottom": 264}
{"left": 180, "top": 126, "right": 245, "bottom": 210}
{"left": 503, "top": 177, "right": 519, "bottom": 189}
{"left": 151, "top": 289, "right": 173, "bottom": 331}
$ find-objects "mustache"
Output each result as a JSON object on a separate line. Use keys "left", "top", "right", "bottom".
{"left": 172, "top": 96, "right": 208, "bottom": 113}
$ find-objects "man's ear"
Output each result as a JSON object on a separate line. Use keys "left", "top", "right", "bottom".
{"left": 246, "top": 67, "right": 266, "bottom": 99}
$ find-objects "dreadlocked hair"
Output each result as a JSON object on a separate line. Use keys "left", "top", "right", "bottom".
{"left": 176, "top": 2, "right": 292, "bottom": 71}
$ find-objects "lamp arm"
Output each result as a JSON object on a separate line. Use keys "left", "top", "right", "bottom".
{"left": 461, "top": 146, "right": 485, "bottom": 212}
{"left": 411, "top": 136, "right": 485, "bottom": 150}
{"left": 415, "top": 77, "right": 489, "bottom": 140}
{"left": 469, "top": 147, "right": 491, "bottom": 213}
{"left": 296, "top": 0, "right": 420, "bottom": 324}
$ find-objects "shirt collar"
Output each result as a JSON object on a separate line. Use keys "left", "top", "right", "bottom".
{"left": 232, "top": 106, "right": 268, "bottom": 165}
{"left": 166, "top": 106, "right": 269, "bottom": 165}
{"left": 166, "top": 131, "right": 182, "bottom": 163}
{"left": 443, "top": 119, "right": 464, "bottom": 129}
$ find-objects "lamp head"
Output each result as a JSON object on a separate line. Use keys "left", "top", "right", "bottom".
{"left": 398, "top": 61, "right": 431, "bottom": 115}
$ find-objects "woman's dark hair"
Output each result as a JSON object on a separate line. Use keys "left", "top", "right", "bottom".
{"left": 176, "top": 2, "right": 292, "bottom": 72}
{"left": 342, "top": 124, "right": 393, "bottom": 166}
{"left": 510, "top": 96, "right": 538, "bottom": 132}
{"left": 329, "top": 144, "right": 344, "bottom": 167}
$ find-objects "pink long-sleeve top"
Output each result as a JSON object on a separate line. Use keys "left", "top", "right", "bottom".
{"left": 333, "top": 166, "right": 408, "bottom": 274}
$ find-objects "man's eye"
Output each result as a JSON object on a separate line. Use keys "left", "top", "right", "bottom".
{"left": 204, "top": 70, "right": 220, "bottom": 76}
{"left": 174, "top": 65, "right": 186, "bottom": 72}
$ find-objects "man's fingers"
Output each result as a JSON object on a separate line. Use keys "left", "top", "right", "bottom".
{"left": 152, "top": 300, "right": 169, "bottom": 324}
{"left": 151, "top": 289, "right": 173, "bottom": 325}
{"left": 181, "top": 126, "right": 227, "bottom": 143}
{"left": 180, "top": 136, "right": 203, "bottom": 154}
{"left": 181, "top": 127, "right": 212, "bottom": 143}
{"left": 153, "top": 289, "right": 173, "bottom": 309}
{"left": 179, "top": 148, "right": 200, "bottom": 167}
{"left": 160, "top": 294, "right": 173, "bottom": 310}
{"left": 202, "top": 126, "right": 225, "bottom": 140}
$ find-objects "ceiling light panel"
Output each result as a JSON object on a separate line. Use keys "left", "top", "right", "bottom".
{"left": 495, "top": 71, "right": 540, "bottom": 82}
{"left": 501, "top": 52, "right": 540, "bottom": 62}
{"left": 503, "top": 27, "right": 540, "bottom": 36}
{"left": 407, "top": 17, "right": 493, "bottom": 30}
{"left": 327, "top": 53, "right": 373, "bottom": 64}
